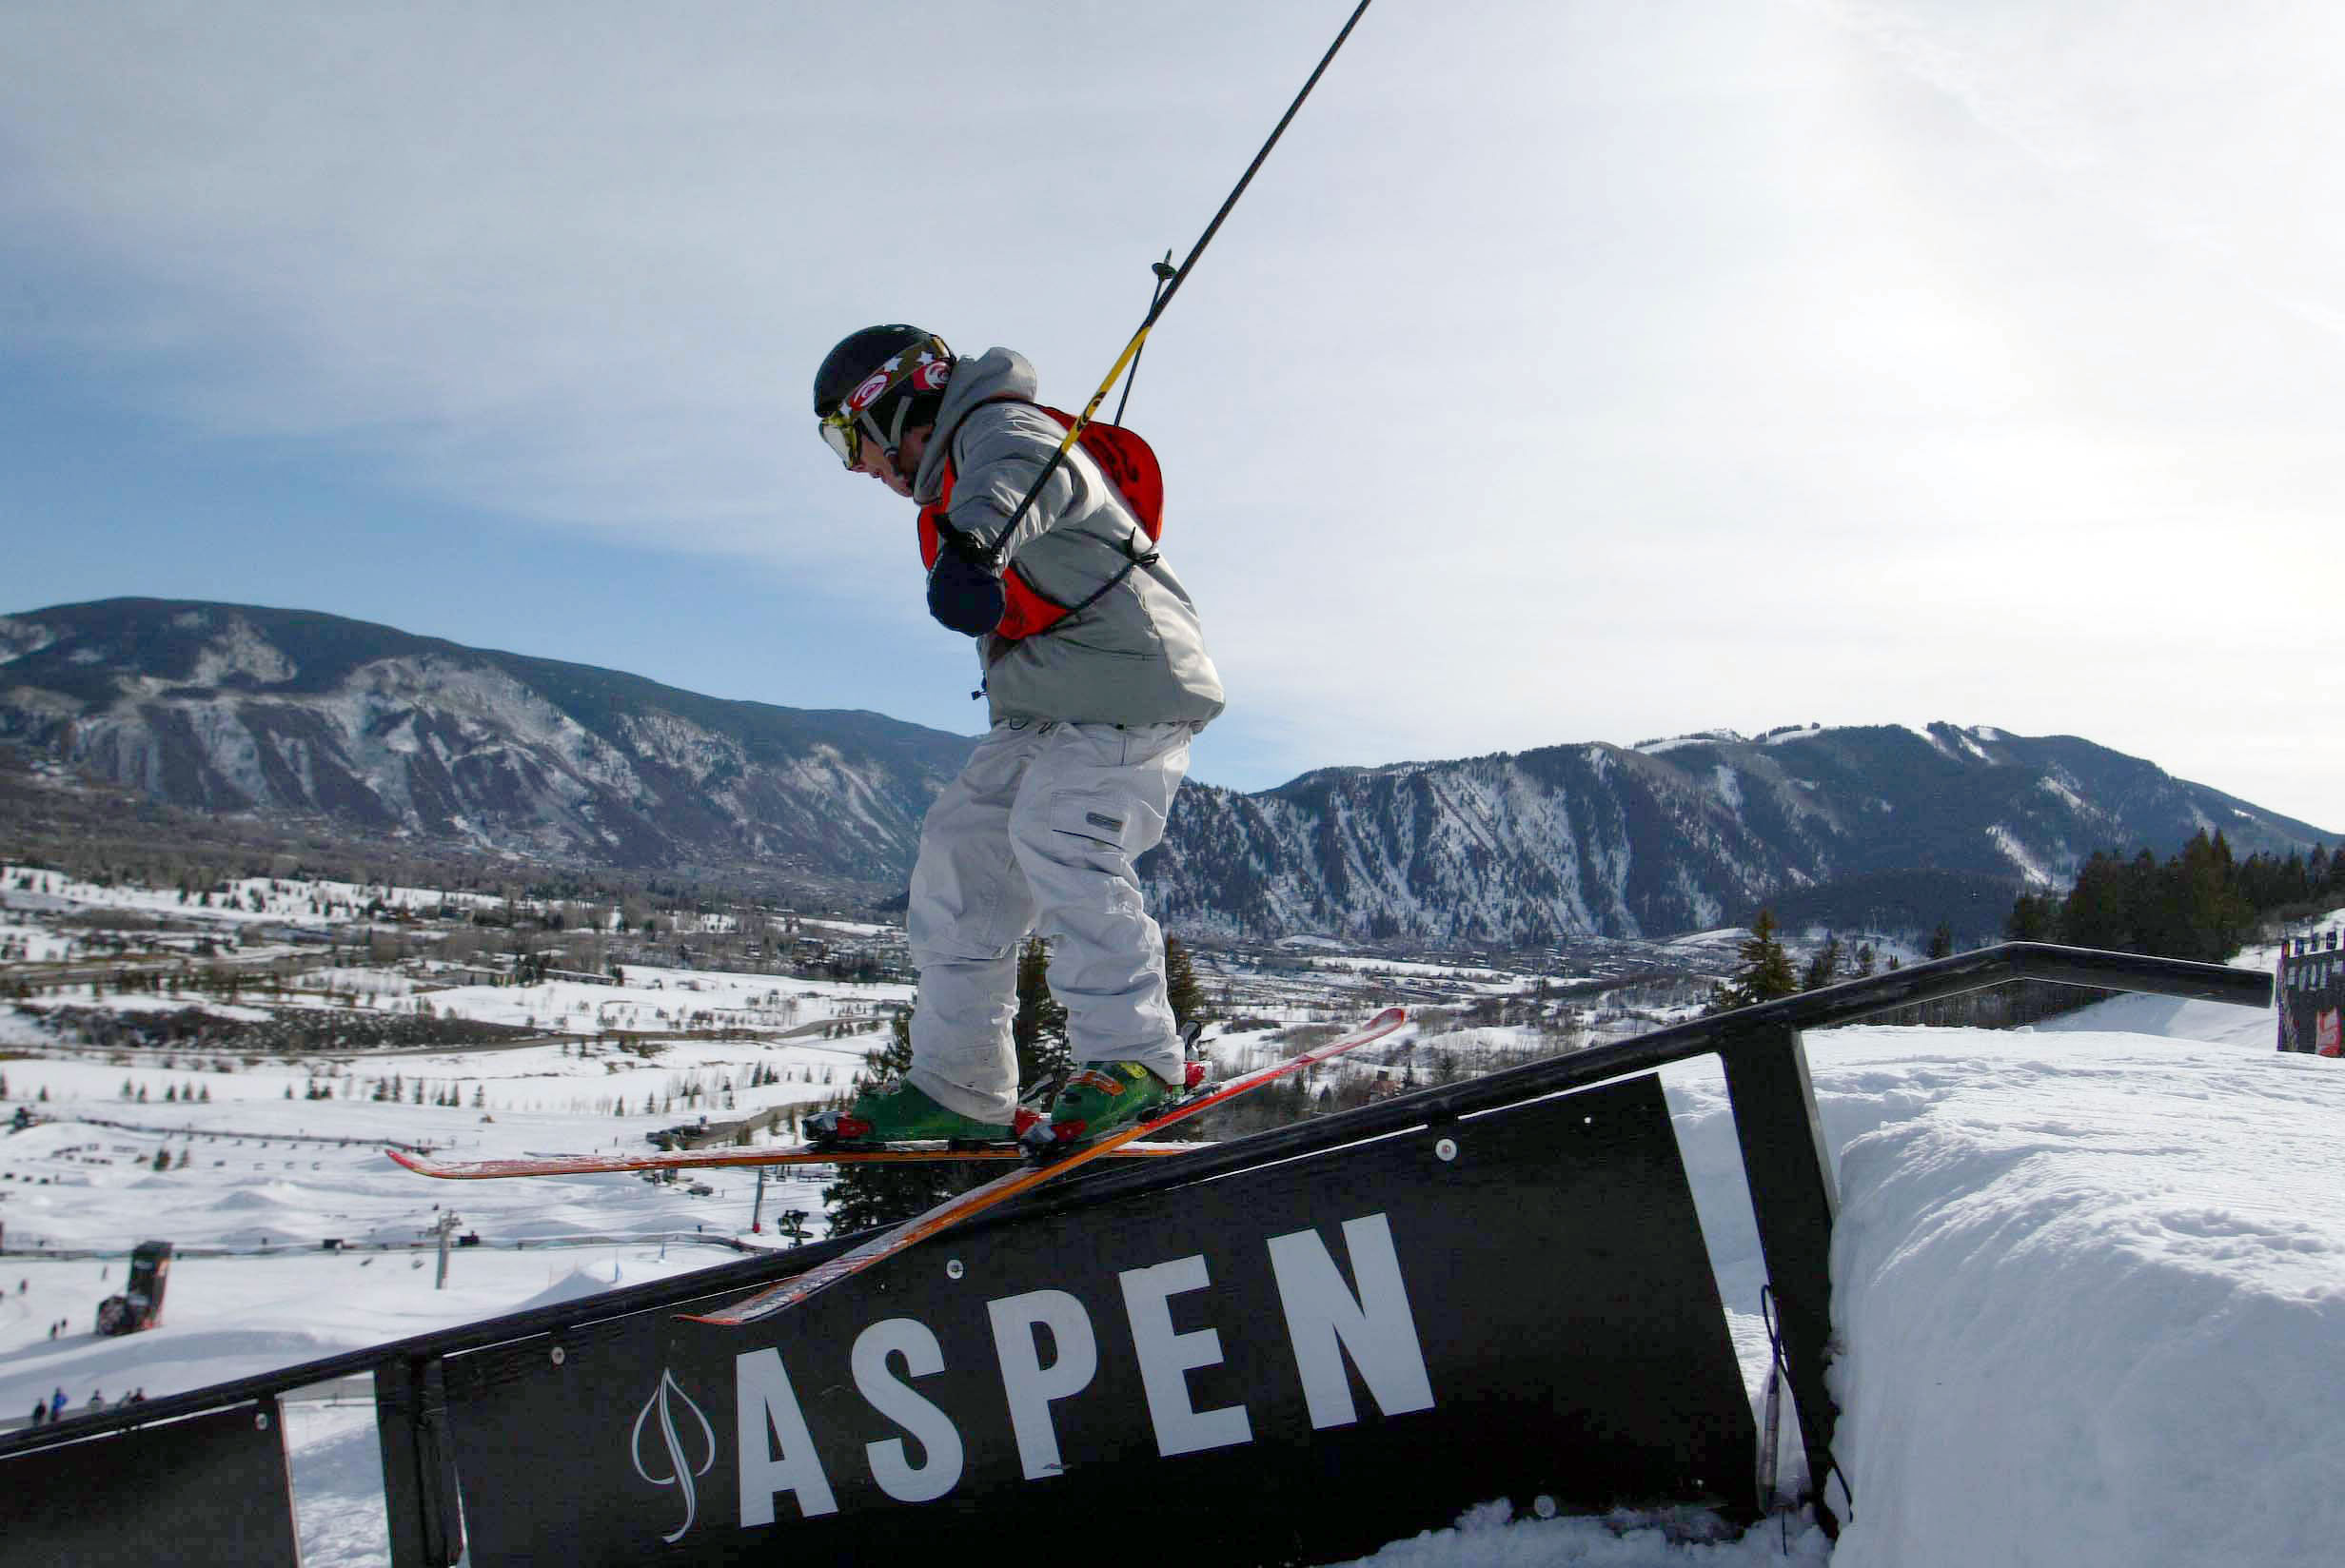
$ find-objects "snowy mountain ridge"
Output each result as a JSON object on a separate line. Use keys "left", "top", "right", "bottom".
{"left": 1, "top": 598, "right": 2331, "bottom": 943}
{"left": 1143, "top": 725, "right": 2333, "bottom": 946}
{"left": 0, "top": 599, "right": 972, "bottom": 891}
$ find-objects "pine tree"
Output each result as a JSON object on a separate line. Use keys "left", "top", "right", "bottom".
{"left": 1012, "top": 936, "right": 1072, "bottom": 1091}
{"left": 1706, "top": 911, "right": 1799, "bottom": 1015}
{"left": 1163, "top": 933, "right": 1208, "bottom": 1034}
{"left": 1801, "top": 935, "right": 1842, "bottom": 991}
{"left": 2005, "top": 892, "right": 2059, "bottom": 941}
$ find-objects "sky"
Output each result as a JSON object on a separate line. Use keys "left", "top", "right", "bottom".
{"left": 2, "top": 1, "right": 2341, "bottom": 833}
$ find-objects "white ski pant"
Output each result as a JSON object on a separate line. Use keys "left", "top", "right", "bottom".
{"left": 905, "top": 718, "right": 1193, "bottom": 1125}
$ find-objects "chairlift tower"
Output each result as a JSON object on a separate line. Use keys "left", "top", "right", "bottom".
{"left": 433, "top": 1211, "right": 463, "bottom": 1289}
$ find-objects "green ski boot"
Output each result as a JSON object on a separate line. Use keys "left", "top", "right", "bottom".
{"left": 808, "top": 1082, "right": 1011, "bottom": 1146}
{"left": 1028, "top": 1060, "right": 1179, "bottom": 1153}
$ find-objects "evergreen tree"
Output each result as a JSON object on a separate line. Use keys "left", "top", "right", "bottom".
{"left": 1706, "top": 911, "right": 1799, "bottom": 1015}
{"left": 1926, "top": 923, "right": 1955, "bottom": 960}
{"left": 2005, "top": 892, "right": 2059, "bottom": 941}
{"left": 2059, "top": 852, "right": 2132, "bottom": 951}
{"left": 1163, "top": 933, "right": 1209, "bottom": 1034}
{"left": 1012, "top": 936, "right": 1072, "bottom": 1091}
{"left": 1801, "top": 935, "right": 1842, "bottom": 992}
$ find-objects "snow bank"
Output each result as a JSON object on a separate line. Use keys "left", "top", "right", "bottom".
{"left": 1819, "top": 1029, "right": 2345, "bottom": 1568}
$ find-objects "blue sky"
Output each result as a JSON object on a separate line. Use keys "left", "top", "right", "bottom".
{"left": 3, "top": 1, "right": 2341, "bottom": 831}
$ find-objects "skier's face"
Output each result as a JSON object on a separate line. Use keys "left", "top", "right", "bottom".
{"left": 850, "top": 425, "right": 924, "bottom": 499}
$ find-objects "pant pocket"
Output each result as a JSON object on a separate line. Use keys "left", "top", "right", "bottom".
{"left": 1046, "top": 787, "right": 1163, "bottom": 857}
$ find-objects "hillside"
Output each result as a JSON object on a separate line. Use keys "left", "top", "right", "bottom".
{"left": 4, "top": 599, "right": 2332, "bottom": 945}
{"left": 1143, "top": 725, "right": 2333, "bottom": 946}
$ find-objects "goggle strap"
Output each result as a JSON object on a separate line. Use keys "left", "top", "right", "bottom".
{"left": 879, "top": 397, "right": 914, "bottom": 457}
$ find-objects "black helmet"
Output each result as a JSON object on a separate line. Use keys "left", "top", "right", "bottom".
{"left": 813, "top": 324, "right": 955, "bottom": 467}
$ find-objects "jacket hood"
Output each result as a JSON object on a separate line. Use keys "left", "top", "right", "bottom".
{"left": 914, "top": 347, "right": 1037, "bottom": 503}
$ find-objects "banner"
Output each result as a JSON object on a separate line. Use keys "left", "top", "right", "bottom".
{"left": 442, "top": 1072, "right": 1756, "bottom": 1566}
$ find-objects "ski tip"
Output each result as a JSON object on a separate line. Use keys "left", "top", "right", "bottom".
{"left": 384, "top": 1148, "right": 425, "bottom": 1173}
{"left": 678, "top": 1291, "right": 785, "bottom": 1328}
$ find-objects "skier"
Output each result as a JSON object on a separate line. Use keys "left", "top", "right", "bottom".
{"left": 809, "top": 325, "right": 1223, "bottom": 1148}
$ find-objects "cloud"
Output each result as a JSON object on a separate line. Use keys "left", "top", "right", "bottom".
{"left": 3, "top": 1, "right": 2341, "bottom": 826}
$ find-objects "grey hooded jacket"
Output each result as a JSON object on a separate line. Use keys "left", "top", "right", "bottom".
{"left": 912, "top": 347, "right": 1225, "bottom": 730}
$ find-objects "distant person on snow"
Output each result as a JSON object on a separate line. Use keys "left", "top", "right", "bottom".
{"left": 807, "top": 325, "right": 1223, "bottom": 1149}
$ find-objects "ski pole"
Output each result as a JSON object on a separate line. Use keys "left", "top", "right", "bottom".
{"left": 985, "top": 0, "right": 1376, "bottom": 557}
{"left": 1113, "top": 252, "right": 1178, "bottom": 427}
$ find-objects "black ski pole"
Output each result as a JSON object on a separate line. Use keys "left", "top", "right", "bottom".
{"left": 1112, "top": 252, "right": 1177, "bottom": 427}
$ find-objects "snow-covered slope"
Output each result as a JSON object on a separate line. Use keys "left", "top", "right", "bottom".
{"left": 6, "top": 947, "right": 2335, "bottom": 1565}
{"left": 1147, "top": 724, "right": 2333, "bottom": 947}
{"left": 0, "top": 598, "right": 974, "bottom": 886}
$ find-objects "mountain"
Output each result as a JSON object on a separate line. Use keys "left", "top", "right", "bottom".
{"left": 1139, "top": 724, "right": 2335, "bottom": 946}
{"left": 0, "top": 598, "right": 974, "bottom": 892}
{"left": 3, "top": 600, "right": 2331, "bottom": 944}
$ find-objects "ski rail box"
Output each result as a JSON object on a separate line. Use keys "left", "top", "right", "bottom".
{"left": 0, "top": 1400, "right": 300, "bottom": 1567}
{"left": 435, "top": 1073, "right": 1752, "bottom": 1566}
{"left": 2278, "top": 932, "right": 2342, "bottom": 1056}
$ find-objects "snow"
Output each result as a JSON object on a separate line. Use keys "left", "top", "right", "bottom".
{"left": 1985, "top": 822, "right": 2058, "bottom": 886}
{"left": 6, "top": 914, "right": 2341, "bottom": 1565}
{"left": 1634, "top": 731, "right": 1748, "bottom": 756}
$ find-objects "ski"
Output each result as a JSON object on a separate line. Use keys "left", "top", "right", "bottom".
{"left": 684, "top": 1006, "right": 1409, "bottom": 1328}
{"left": 384, "top": 1140, "right": 1199, "bottom": 1181}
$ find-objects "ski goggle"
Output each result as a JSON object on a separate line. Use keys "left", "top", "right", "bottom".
{"left": 818, "top": 409, "right": 864, "bottom": 469}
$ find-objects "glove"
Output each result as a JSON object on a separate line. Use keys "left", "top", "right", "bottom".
{"left": 927, "top": 543, "right": 1006, "bottom": 637}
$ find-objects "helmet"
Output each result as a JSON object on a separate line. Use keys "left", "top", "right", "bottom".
{"left": 813, "top": 324, "right": 955, "bottom": 467}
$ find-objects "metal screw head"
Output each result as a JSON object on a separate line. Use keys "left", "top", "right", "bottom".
{"left": 945, "top": 1259, "right": 965, "bottom": 1280}
{"left": 256, "top": 1410, "right": 270, "bottom": 1431}
{"left": 1434, "top": 1137, "right": 1458, "bottom": 1163}
{"left": 550, "top": 1345, "right": 566, "bottom": 1366}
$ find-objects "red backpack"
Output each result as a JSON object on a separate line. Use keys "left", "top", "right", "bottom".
{"left": 917, "top": 402, "right": 1164, "bottom": 642}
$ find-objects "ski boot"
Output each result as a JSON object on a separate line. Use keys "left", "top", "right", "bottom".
{"left": 1020, "top": 1061, "right": 1177, "bottom": 1155}
{"left": 1021, "top": 1024, "right": 1212, "bottom": 1156}
{"left": 805, "top": 1082, "right": 1011, "bottom": 1147}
